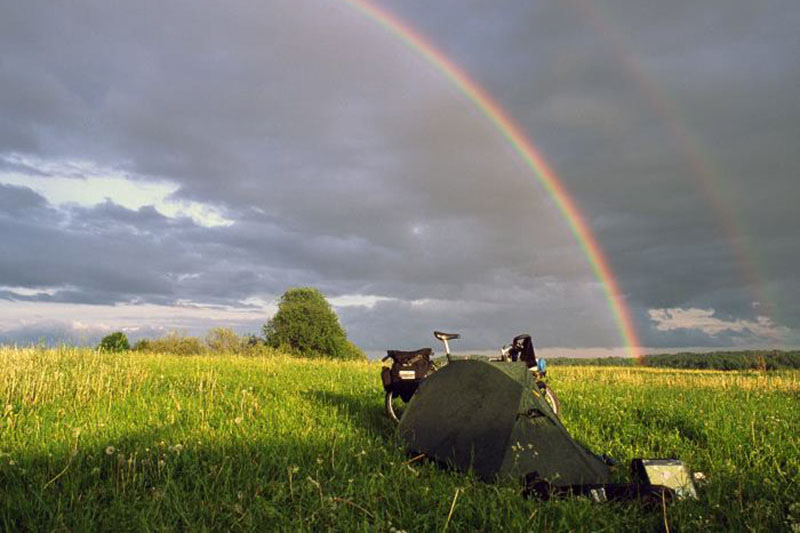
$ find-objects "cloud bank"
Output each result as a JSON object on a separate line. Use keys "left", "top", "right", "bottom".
{"left": 1, "top": 0, "right": 798, "bottom": 352}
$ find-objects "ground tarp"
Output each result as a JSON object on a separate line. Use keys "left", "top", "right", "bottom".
{"left": 397, "top": 359, "right": 611, "bottom": 486}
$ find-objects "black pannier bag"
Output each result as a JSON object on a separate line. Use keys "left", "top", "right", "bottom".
{"left": 509, "top": 333, "right": 537, "bottom": 368}
{"left": 381, "top": 348, "right": 434, "bottom": 402}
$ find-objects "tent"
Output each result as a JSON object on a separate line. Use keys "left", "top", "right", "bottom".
{"left": 397, "top": 358, "right": 611, "bottom": 486}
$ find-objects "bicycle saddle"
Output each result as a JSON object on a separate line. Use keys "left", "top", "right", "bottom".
{"left": 433, "top": 331, "right": 460, "bottom": 341}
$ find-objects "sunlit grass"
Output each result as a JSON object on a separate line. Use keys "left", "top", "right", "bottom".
{"left": 1, "top": 347, "right": 798, "bottom": 531}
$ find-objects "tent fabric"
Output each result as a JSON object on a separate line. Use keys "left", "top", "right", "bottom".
{"left": 397, "top": 359, "right": 610, "bottom": 486}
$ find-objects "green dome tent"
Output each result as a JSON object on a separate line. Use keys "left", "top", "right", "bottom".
{"left": 397, "top": 359, "right": 611, "bottom": 486}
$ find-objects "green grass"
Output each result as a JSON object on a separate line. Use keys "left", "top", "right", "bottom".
{"left": 1, "top": 347, "right": 799, "bottom": 531}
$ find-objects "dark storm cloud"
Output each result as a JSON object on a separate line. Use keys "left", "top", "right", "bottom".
{"left": 0, "top": 184, "right": 48, "bottom": 213}
{"left": 0, "top": 195, "right": 277, "bottom": 306}
{"left": 0, "top": 0, "right": 797, "bottom": 349}
{"left": 375, "top": 0, "right": 800, "bottom": 342}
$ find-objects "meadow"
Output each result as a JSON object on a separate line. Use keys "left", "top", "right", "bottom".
{"left": 1, "top": 347, "right": 798, "bottom": 531}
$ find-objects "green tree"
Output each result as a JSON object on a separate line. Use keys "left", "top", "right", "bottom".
{"left": 263, "top": 287, "right": 365, "bottom": 360}
{"left": 98, "top": 331, "right": 130, "bottom": 352}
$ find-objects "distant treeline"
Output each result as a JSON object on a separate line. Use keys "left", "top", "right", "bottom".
{"left": 547, "top": 350, "right": 800, "bottom": 371}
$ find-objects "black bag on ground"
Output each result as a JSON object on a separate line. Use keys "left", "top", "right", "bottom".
{"left": 381, "top": 348, "right": 434, "bottom": 402}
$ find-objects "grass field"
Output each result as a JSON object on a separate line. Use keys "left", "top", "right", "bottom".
{"left": 1, "top": 347, "right": 799, "bottom": 531}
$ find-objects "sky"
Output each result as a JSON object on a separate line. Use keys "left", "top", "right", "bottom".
{"left": 1, "top": 0, "right": 798, "bottom": 355}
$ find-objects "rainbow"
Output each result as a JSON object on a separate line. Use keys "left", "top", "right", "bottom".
{"left": 343, "top": 0, "right": 643, "bottom": 359}
{"left": 569, "top": 0, "right": 778, "bottom": 338}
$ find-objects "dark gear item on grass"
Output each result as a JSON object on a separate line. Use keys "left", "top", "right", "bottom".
{"left": 397, "top": 358, "right": 611, "bottom": 485}
{"left": 381, "top": 348, "right": 435, "bottom": 402}
{"left": 522, "top": 473, "right": 675, "bottom": 505}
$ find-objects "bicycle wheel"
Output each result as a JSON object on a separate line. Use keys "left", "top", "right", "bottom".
{"left": 537, "top": 381, "right": 561, "bottom": 418}
{"left": 385, "top": 391, "right": 401, "bottom": 423}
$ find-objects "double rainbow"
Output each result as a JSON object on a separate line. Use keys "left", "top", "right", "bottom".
{"left": 344, "top": 0, "right": 642, "bottom": 359}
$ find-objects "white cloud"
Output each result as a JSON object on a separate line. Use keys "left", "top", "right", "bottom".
{"left": 0, "top": 154, "right": 233, "bottom": 227}
{"left": 648, "top": 307, "right": 784, "bottom": 338}
{"left": 328, "top": 294, "right": 394, "bottom": 308}
{"left": 0, "top": 285, "right": 69, "bottom": 297}
{"left": 0, "top": 301, "right": 271, "bottom": 335}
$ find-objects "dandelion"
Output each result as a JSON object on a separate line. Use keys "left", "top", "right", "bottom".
{"left": 234, "top": 416, "right": 243, "bottom": 425}
{"left": 105, "top": 446, "right": 115, "bottom": 456}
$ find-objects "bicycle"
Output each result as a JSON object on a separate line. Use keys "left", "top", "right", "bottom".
{"left": 381, "top": 331, "right": 559, "bottom": 422}
{"left": 380, "top": 331, "right": 458, "bottom": 422}
{"left": 496, "top": 334, "right": 560, "bottom": 417}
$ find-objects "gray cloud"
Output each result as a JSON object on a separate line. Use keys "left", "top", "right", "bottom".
{"left": 0, "top": 183, "right": 48, "bottom": 213}
{"left": 0, "top": 0, "right": 797, "bottom": 350}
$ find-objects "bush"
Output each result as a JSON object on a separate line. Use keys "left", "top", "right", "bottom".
{"left": 98, "top": 332, "right": 130, "bottom": 352}
{"left": 205, "top": 327, "right": 245, "bottom": 353}
{"left": 547, "top": 350, "right": 800, "bottom": 371}
{"left": 263, "top": 287, "right": 366, "bottom": 360}
{"left": 131, "top": 332, "right": 206, "bottom": 356}
{"left": 132, "top": 339, "right": 151, "bottom": 352}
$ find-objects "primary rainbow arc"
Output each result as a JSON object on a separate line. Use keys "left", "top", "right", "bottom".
{"left": 344, "top": 0, "right": 642, "bottom": 359}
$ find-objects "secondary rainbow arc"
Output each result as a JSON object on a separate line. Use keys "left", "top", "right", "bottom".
{"left": 343, "top": 0, "right": 642, "bottom": 359}
{"left": 569, "top": 0, "right": 778, "bottom": 339}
